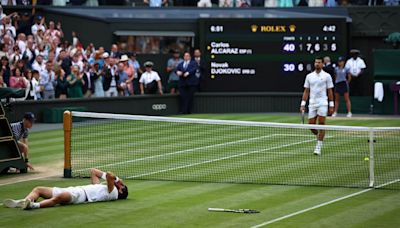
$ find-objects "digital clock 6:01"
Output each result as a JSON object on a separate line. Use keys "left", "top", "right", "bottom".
{"left": 283, "top": 43, "right": 337, "bottom": 54}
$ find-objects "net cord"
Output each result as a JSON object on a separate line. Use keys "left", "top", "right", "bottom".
{"left": 71, "top": 111, "right": 400, "bottom": 132}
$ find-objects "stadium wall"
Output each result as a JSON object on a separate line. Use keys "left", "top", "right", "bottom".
{"left": 6, "top": 94, "right": 375, "bottom": 123}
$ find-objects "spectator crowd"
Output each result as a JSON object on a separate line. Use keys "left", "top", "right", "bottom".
{"left": 0, "top": 6, "right": 207, "bottom": 101}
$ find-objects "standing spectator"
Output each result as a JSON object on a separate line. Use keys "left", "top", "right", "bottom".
{"left": 31, "top": 54, "right": 46, "bottom": 75}
{"left": 16, "top": 33, "right": 27, "bottom": 56}
{"left": 9, "top": 68, "right": 27, "bottom": 89}
{"left": 71, "top": 52, "right": 84, "bottom": 73}
{"left": 139, "top": 61, "right": 163, "bottom": 95}
{"left": 144, "top": 0, "right": 168, "bottom": 6}
{"left": 323, "top": 56, "right": 335, "bottom": 80}
{"left": 176, "top": 52, "right": 198, "bottom": 114}
{"left": 110, "top": 44, "right": 121, "bottom": 59}
{"left": 31, "top": 15, "right": 46, "bottom": 37}
{"left": 1, "top": 56, "right": 11, "bottom": 86}
{"left": 82, "top": 64, "right": 94, "bottom": 98}
{"left": 345, "top": 49, "right": 366, "bottom": 96}
{"left": 166, "top": 50, "right": 182, "bottom": 94}
{"left": 9, "top": 45, "right": 23, "bottom": 66}
{"left": 332, "top": 57, "right": 352, "bottom": 118}
{"left": 0, "top": 16, "right": 17, "bottom": 39}
{"left": 24, "top": 70, "right": 35, "bottom": 100}
{"left": 102, "top": 55, "right": 119, "bottom": 97}
{"left": 128, "top": 52, "right": 142, "bottom": 94}
{"left": 31, "top": 70, "right": 42, "bottom": 100}
{"left": 67, "top": 65, "right": 84, "bottom": 98}
{"left": 90, "top": 62, "right": 104, "bottom": 97}
{"left": 58, "top": 49, "right": 72, "bottom": 76}
{"left": 55, "top": 68, "right": 68, "bottom": 99}
{"left": 116, "top": 62, "right": 128, "bottom": 96}
{"left": 44, "top": 21, "right": 64, "bottom": 47}
{"left": 40, "top": 61, "right": 56, "bottom": 99}
{"left": 120, "top": 54, "right": 135, "bottom": 95}
{"left": 193, "top": 48, "right": 204, "bottom": 91}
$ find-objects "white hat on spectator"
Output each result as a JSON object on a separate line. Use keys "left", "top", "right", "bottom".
{"left": 102, "top": 52, "right": 110, "bottom": 58}
{"left": 119, "top": 54, "right": 129, "bottom": 62}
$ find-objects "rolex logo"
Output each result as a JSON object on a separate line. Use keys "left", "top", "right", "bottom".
{"left": 289, "top": 25, "right": 296, "bottom": 33}
{"left": 251, "top": 25, "right": 258, "bottom": 33}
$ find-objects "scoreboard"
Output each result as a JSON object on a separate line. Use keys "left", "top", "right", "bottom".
{"left": 199, "top": 18, "right": 348, "bottom": 92}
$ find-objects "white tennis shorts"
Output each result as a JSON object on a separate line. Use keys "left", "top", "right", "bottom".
{"left": 52, "top": 187, "right": 87, "bottom": 204}
{"left": 308, "top": 105, "right": 328, "bottom": 119}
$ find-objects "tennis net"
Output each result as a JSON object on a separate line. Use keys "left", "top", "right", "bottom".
{"left": 64, "top": 111, "right": 400, "bottom": 189}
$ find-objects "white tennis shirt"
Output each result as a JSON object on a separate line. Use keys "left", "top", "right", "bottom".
{"left": 81, "top": 184, "right": 118, "bottom": 202}
{"left": 345, "top": 57, "right": 366, "bottom": 77}
{"left": 304, "top": 70, "right": 334, "bottom": 107}
{"left": 139, "top": 71, "right": 161, "bottom": 85}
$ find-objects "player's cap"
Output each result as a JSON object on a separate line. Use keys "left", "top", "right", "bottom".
{"left": 118, "top": 185, "right": 128, "bottom": 200}
{"left": 338, "top": 56, "right": 345, "bottom": 62}
{"left": 350, "top": 49, "right": 360, "bottom": 54}
{"left": 23, "top": 112, "right": 36, "bottom": 123}
{"left": 144, "top": 61, "right": 153, "bottom": 67}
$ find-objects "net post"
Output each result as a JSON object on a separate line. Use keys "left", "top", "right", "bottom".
{"left": 64, "top": 111, "right": 72, "bottom": 178}
{"left": 368, "top": 130, "right": 375, "bottom": 188}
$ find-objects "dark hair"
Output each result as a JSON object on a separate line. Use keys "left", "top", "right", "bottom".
{"left": 32, "top": 70, "right": 39, "bottom": 75}
{"left": 118, "top": 185, "right": 128, "bottom": 200}
{"left": 315, "top": 56, "right": 323, "bottom": 61}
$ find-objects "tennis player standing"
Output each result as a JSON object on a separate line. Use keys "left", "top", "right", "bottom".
{"left": 300, "top": 56, "right": 334, "bottom": 155}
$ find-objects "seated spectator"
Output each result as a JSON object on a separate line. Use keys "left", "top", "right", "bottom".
{"left": 308, "top": 0, "right": 325, "bottom": 6}
{"left": 55, "top": 68, "right": 68, "bottom": 99}
{"left": 139, "top": 61, "right": 163, "bottom": 95}
{"left": 9, "top": 68, "right": 27, "bottom": 89}
{"left": 10, "top": 45, "right": 22, "bottom": 65}
{"left": 67, "top": 65, "right": 84, "bottom": 98}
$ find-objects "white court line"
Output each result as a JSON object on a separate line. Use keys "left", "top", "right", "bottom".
{"left": 128, "top": 138, "right": 317, "bottom": 179}
{"left": 76, "top": 134, "right": 300, "bottom": 172}
{"left": 0, "top": 174, "right": 58, "bottom": 187}
{"left": 251, "top": 178, "right": 400, "bottom": 228}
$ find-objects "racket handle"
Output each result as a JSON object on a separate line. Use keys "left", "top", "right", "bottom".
{"left": 208, "top": 208, "right": 225, "bottom": 212}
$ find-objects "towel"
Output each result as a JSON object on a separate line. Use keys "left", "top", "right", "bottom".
{"left": 374, "top": 82, "right": 384, "bottom": 102}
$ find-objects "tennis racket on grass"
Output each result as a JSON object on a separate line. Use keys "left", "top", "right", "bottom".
{"left": 208, "top": 208, "right": 260, "bottom": 214}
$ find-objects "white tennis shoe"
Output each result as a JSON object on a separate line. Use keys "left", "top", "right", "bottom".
{"left": 22, "top": 199, "right": 33, "bottom": 210}
{"left": 331, "top": 112, "right": 337, "bottom": 117}
{"left": 347, "top": 112, "right": 352, "bottom": 118}
{"left": 3, "top": 199, "right": 25, "bottom": 208}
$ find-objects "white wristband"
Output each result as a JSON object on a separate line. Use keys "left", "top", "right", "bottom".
{"left": 300, "top": 100, "right": 306, "bottom": 106}
{"left": 329, "top": 101, "right": 334, "bottom": 107}
{"left": 101, "top": 172, "right": 106, "bottom": 180}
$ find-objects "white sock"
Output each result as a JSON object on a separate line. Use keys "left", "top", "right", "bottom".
{"left": 316, "top": 140, "right": 323, "bottom": 148}
{"left": 31, "top": 202, "right": 40, "bottom": 209}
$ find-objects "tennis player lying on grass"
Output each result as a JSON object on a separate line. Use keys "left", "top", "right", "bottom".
{"left": 3, "top": 168, "right": 128, "bottom": 210}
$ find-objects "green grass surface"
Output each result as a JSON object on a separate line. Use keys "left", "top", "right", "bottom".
{"left": 1, "top": 114, "right": 400, "bottom": 228}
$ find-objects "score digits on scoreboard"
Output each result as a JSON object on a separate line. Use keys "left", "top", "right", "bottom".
{"left": 201, "top": 18, "right": 347, "bottom": 92}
